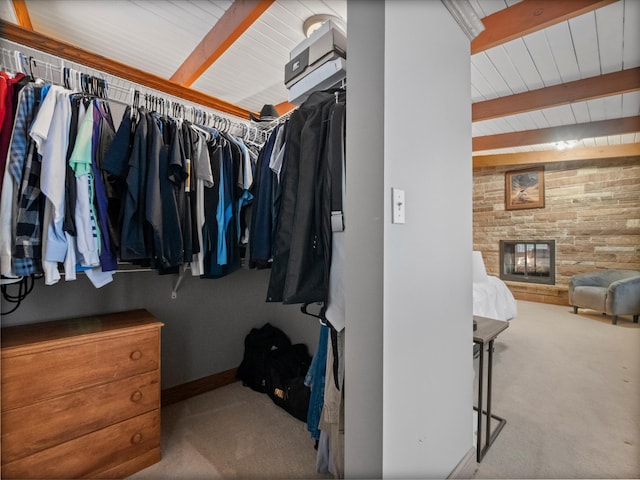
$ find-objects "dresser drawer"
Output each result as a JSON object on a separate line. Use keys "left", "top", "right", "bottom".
{"left": 1, "top": 409, "right": 161, "bottom": 479}
{"left": 1, "top": 329, "right": 159, "bottom": 409}
{"left": 1, "top": 370, "right": 160, "bottom": 464}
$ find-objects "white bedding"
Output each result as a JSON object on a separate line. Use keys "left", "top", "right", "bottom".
{"left": 473, "top": 276, "right": 517, "bottom": 321}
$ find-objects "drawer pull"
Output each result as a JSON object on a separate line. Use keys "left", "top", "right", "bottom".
{"left": 130, "top": 350, "right": 143, "bottom": 360}
{"left": 131, "top": 432, "right": 143, "bottom": 445}
{"left": 130, "top": 390, "right": 143, "bottom": 402}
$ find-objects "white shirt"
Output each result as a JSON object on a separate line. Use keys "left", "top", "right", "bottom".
{"left": 30, "top": 86, "right": 72, "bottom": 284}
{"left": 269, "top": 125, "right": 286, "bottom": 182}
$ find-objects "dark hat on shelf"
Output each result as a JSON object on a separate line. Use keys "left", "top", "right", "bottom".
{"left": 250, "top": 104, "right": 279, "bottom": 122}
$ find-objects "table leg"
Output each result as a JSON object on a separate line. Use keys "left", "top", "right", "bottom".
{"left": 476, "top": 342, "right": 484, "bottom": 462}
{"left": 486, "top": 339, "right": 494, "bottom": 448}
{"left": 478, "top": 339, "right": 507, "bottom": 461}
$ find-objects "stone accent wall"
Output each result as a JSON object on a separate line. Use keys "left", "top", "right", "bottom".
{"left": 473, "top": 156, "right": 640, "bottom": 305}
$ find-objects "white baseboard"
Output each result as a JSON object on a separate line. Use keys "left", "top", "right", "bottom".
{"left": 448, "top": 447, "right": 477, "bottom": 479}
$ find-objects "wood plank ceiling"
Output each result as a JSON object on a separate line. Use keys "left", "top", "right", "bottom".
{"left": 0, "top": 0, "right": 638, "bottom": 168}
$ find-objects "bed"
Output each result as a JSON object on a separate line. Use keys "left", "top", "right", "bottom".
{"left": 473, "top": 251, "right": 517, "bottom": 321}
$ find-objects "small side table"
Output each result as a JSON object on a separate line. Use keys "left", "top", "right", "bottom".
{"left": 473, "top": 315, "right": 509, "bottom": 462}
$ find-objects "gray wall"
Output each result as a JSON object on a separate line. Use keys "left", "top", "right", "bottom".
{"left": 1, "top": 267, "right": 321, "bottom": 389}
{"left": 345, "top": 1, "right": 473, "bottom": 478}
{"left": 2, "top": 2, "right": 474, "bottom": 476}
{"left": 344, "top": 1, "right": 386, "bottom": 477}
{"left": 0, "top": 85, "right": 321, "bottom": 391}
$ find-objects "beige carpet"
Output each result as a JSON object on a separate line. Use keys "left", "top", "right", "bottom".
{"left": 129, "top": 301, "right": 640, "bottom": 479}
{"left": 128, "top": 381, "right": 330, "bottom": 480}
{"left": 472, "top": 301, "right": 640, "bottom": 479}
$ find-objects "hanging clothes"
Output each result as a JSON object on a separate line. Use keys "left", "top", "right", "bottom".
{"left": 30, "top": 85, "right": 71, "bottom": 285}
{"left": 91, "top": 99, "right": 117, "bottom": 272}
{"left": 248, "top": 124, "right": 280, "bottom": 269}
{"left": 98, "top": 106, "right": 130, "bottom": 260}
{"left": 0, "top": 70, "right": 123, "bottom": 287}
{"left": 266, "top": 90, "right": 345, "bottom": 305}
{"left": 62, "top": 93, "right": 82, "bottom": 238}
{"left": 175, "top": 120, "right": 196, "bottom": 264}
{"left": 6, "top": 82, "right": 45, "bottom": 277}
{"left": 0, "top": 72, "right": 28, "bottom": 194}
{"left": 250, "top": 89, "right": 347, "bottom": 479}
{"left": 202, "top": 134, "right": 242, "bottom": 278}
{"left": 102, "top": 101, "right": 257, "bottom": 278}
{"left": 0, "top": 62, "right": 273, "bottom": 291}
{"left": 321, "top": 102, "right": 346, "bottom": 332}
{"left": 189, "top": 125, "right": 214, "bottom": 276}
{"left": 120, "top": 106, "right": 150, "bottom": 263}
{"left": 69, "top": 100, "right": 101, "bottom": 269}
{"left": 145, "top": 113, "right": 183, "bottom": 272}
{"left": 305, "top": 324, "right": 329, "bottom": 441}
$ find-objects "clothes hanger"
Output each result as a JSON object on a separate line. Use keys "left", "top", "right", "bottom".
{"left": 24, "top": 55, "right": 36, "bottom": 80}
{"left": 300, "top": 302, "right": 329, "bottom": 327}
{"left": 81, "top": 73, "right": 91, "bottom": 96}
{"left": 97, "top": 77, "right": 106, "bottom": 99}
{"left": 89, "top": 76, "right": 96, "bottom": 96}
{"left": 63, "top": 67, "right": 70, "bottom": 89}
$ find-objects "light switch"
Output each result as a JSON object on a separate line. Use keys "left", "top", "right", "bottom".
{"left": 392, "top": 188, "right": 405, "bottom": 224}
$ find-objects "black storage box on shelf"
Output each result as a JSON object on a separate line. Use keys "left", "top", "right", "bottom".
{"left": 284, "top": 19, "right": 346, "bottom": 88}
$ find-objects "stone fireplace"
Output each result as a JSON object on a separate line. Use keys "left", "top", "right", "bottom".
{"left": 499, "top": 240, "right": 555, "bottom": 285}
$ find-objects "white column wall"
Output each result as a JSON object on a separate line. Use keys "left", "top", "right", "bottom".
{"left": 346, "top": 1, "right": 474, "bottom": 478}
{"left": 344, "top": 1, "right": 386, "bottom": 477}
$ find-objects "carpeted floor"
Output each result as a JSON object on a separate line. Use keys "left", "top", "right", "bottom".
{"left": 129, "top": 301, "right": 640, "bottom": 479}
{"left": 472, "top": 301, "right": 640, "bottom": 479}
{"left": 129, "top": 380, "right": 330, "bottom": 479}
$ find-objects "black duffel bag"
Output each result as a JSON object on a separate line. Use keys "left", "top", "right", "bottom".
{"left": 265, "top": 343, "right": 311, "bottom": 422}
{"left": 237, "top": 323, "right": 291, "bottom": 393}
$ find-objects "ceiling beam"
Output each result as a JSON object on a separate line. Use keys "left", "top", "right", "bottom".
{"left": 275, "top": 100, "right": 296, "bottom": 116}
{"left": 11, "top": 0, "right": 32, "bottom": 30}
{"left": 0, "top": 20, "right": 252, "bottom": 119}
{"left": 473, "top": 143, "right": 640, "bottom": 168}
{"left": 473, "top": 116, "right": 640, "bottom": 152}
{"left": 170, "top": 0, "right": 274, "bottom": 87}
{"left": 473, "top": 68, "right": 640, "bottom": 122}
{"left": 471, "top": 0, "right": 616, "bottom": 54}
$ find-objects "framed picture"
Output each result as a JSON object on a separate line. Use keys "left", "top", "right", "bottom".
{"left": 505, "top": 167, "right": 545, "bottom": 210}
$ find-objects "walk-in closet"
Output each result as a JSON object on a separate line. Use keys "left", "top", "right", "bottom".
{"left": 0, "top": 2, "right": 474, "bottom": 479}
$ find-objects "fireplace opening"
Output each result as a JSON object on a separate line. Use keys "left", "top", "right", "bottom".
{"left": 500, "top": 240, "right": 555, "bottom": 285}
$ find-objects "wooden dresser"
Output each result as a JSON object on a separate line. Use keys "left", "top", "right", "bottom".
{"left": 1, "top": 309, "right": 163, "bottom": 479}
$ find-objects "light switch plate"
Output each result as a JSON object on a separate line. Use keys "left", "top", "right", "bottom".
{"left": 392, "top": 188, "right": 405, "bottom": 224}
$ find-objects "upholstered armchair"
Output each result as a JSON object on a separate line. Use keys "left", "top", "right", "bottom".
{"left": 569, "top": 269, "right": 640, "bottom": 325}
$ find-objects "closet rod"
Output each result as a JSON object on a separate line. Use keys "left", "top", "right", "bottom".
{"left": 1, "top": 47, "right": 130, "bottom": 107}
{"left": 1, "top": 40, "right": 270, "bottom": 144}
{"left": 58, "top": 264, "right": 155, "bottom": 276}
{"left": 0, "top": 19, "right": 252, "bottom": 119}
